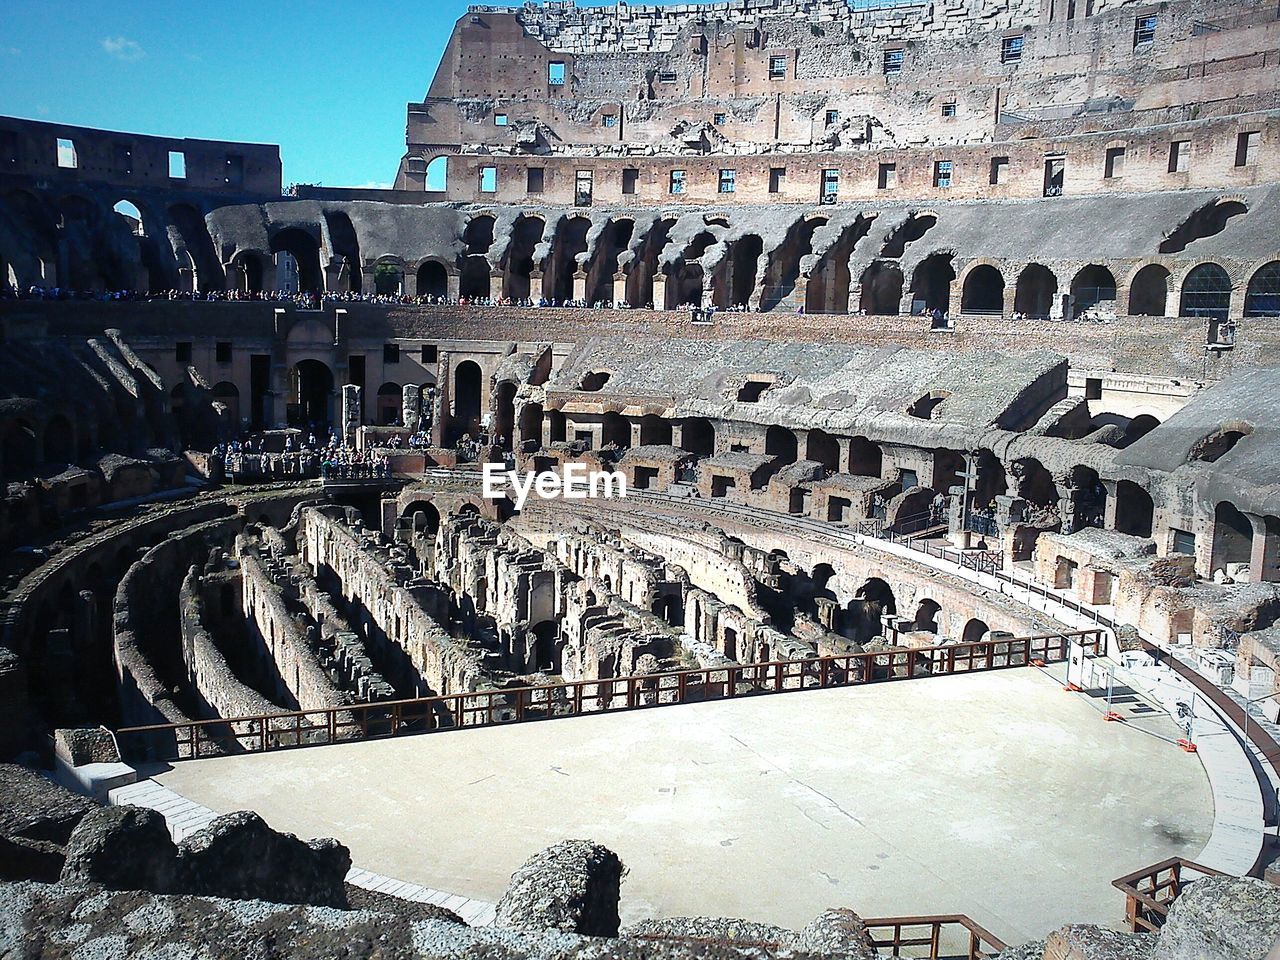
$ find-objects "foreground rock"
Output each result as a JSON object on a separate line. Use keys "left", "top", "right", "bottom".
{"left": 1154, "top": 876, "right": 1280, "bottom": 960}
{"left": 60, "top": 805, "right": 178, "bottom": 892}
{"left": 0, "top": 762, "right": 96, "bottom": 844}
{"left": 176, "top": 810, "right": 351, "bottom": 908}
{"left": 792, "top": 909, "right": 879, "bottom": 958}
{"left": 496, "top": 839, "right": 624, "bottom": 937}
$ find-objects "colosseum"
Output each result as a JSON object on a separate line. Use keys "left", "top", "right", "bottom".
{"left": 2, "top": 0, "right": 1280, "bottom": 957}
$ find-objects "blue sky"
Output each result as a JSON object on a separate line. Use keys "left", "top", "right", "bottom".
{"left": 0, "top": 0, "right": 665, "bottom": 188}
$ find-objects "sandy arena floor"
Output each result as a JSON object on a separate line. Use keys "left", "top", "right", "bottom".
{"left": 155, "top": 667, "right": 1213, "bottom": 942}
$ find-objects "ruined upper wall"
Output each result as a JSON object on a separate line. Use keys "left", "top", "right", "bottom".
{"left": 0, "top": 116, "right": 282, "bottom": 199}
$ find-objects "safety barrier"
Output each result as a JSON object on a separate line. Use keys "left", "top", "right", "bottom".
{"left": 1111, "top": 857, "right": 1226, "bottom": 933}
{"left": 115, "top": 628, "right": 1103, "bottom": 762}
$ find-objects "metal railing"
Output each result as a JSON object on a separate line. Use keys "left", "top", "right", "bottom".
{"left": 114, "top": 628, "right": 1103, "bottom": 762}
{"left": 1112, "top": 858, "right": 1226, "bottom": 933}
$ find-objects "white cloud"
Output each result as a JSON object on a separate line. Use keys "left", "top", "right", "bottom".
{"left": 102, "top": 36, "right": 145, "bottom": 62}
{"left": 355, "top": 180, "right": 393, "bottom": 190}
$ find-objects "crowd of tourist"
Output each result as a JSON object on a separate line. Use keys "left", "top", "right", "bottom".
{"left": 211, "top": 429, "right": 391, "bottom": 482}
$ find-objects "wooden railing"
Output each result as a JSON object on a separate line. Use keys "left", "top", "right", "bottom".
{"left": 632, "top": 915, "right": 1006, "bottom": 959}
{"left": 115, "top": 629, "right": 1102, "bottom": 763}
{"left": 1112, "top": 857, "right": 1227, "bottom": 933}
{"left": 864, "top": 915, "right": 1008, "bottom": 959}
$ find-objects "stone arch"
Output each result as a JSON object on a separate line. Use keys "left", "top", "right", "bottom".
{"left": 1115, "top": 480, "right": 1154, "bottom": 538}
{"left": 726, "top": 234, "right": 763, "bottom": 309}
{"left": 959, "top": 263, "right": 1005, "bottom": 314}
{"left": 502, "top": 214, "right": 546, "bottom": 301}
{"left": 372, "top": 257, "right": 406, "bottom": 296}
{"left": 402, "top": 499, "right": 441, "bottom": 534}
{"left": 231, "top": 250, "right": 267, "bottom": 293}
{"left": 913, "top": 598, "right": 941, "bottom": 634}
{"left": 765, "top": 425, "right": 797, "bottom": 465}
{"left": 1245, "top": 260, "right": 1280, "bottom": 318}
{"left": 549, "top": 215, "right": 592, "bottom": 302}
{"left": 1210, "top": 501, "right": 1253, "bottom": 577}
{"left": 628, "top": 217, "right": 675, "bottom": 307}
{"left": 682, "top": 417, "right": 715, "bottom": 456}
{"left": 587, "top": 218, "right": 635, "bottom": 304}
{"left": 1128, "top": 263, "right": 1170, "bottom": 317}
{"left": 909, "top": 253, "right": 955, "bottom": 314}
{"left": 601, "top": 412, "right": 631, "bottom": 449}
{"left": 962, "top": 618, "right": 989, "bottom": 644}
{"left": 1014, "top": 263, "right": 1058, "bottom": 318}
{"left": 270, "top": 227, "right": 324, "bottom": 293}
{"left": 425, "top": 156, "right": 449, "bottom": 192}
{"left": 463, "top": 214, "right": 496, "bottom": 255}
{"left": 1179, "top": 263, "right": 1233, "bottom": 320}
{"left": 289, "top": 359, "right": 335, "bottom": 428}
{"left": 459, "top": 256, "right": 491, "bottom": 299}
{"left": 859, "top": 261, "right": 903, "bottom": 315}
{"left": 1120, "top": 414, "right": 1160, "bottom": 448}
{"left": 805, "top": 429, "right": 840, "bottom": 471}
{"left": 1070, "top": 264, "right": 1117, "bottom": 317}
{"left": 416, "top": 259, "right": 449, "bottom": 299}
{"left": 451, "top": 360, "right": 483, "bottom": 442}
{"left": 168, "top": 202, "right": 221, "bottom": 292}
{"left": 376, "top": 382, "right": 402, "bottom": 425}
{"left": 639, "top": 415, "right": 672, "bottom": 446}
{"left": 848, "top": 436, "right": 882, "bottom": 477}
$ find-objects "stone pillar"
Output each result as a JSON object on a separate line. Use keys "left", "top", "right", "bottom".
{"left": 269, "top": 362, "right": 289, "bottom": 429}
{"left": 224, "top": 262, "right": 242, "bottom": 292}
{"left": 447, "top": 270, "right": 461, "bottom": 300}
{"left": 405, "top": 270, "right": 418, "bottom": 298}
{"left": 898, "top": 289, "right": 915, "bottom": 317}
{"left": 1249, "top": 513, "right": 1280, "bottom": 584}
{"left": 529, "top": 272, "right": 543, "bottom": 302}
{"left": 1002, "top": 281, "right": 1018, "bottom": 317}
{"left": 630, "top": 420, "right": 643, "bottom": 447}
{"left": 361, "top": 264, "right": 377, "bottom": 296}
{"left": 573, "top": 271, "right": 587, "bottom": 302}
{"left": 324, "top": 260, "right": 344, "bottom": 293}
{"left": 402, "top": 384, "right": 422, "bottom": 433}
{"left": 342, "top": 384, "right": 362, "bottom": 446}
{"left": 613, "top": 274, "right": 627, "bottom": 306}
{"left": 652, "top": 275, "right": 667, "bottom": 311}
{"left": 1101, "top": 479, "right": 1119, "bottom": 530}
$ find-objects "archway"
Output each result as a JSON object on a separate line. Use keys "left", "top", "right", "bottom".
{"left": 425, "top": 156, "right": 448, "bottom": 192}
{"left": 1119, "top": 414, "right": 1160, "bottom": 448}
{"left": 289, "top": 360, "right": 334, "bottom": 427}
{"left": 859, "top": 261, "right": 904, "bottom": 316}
{"left": 1128, "top": 265, "right": 1170, "bottom": 317}
{"left": 913, "top": 599, "right": 940, "bottom": 634}
{"left": 518, "top": 402, "right": 544, "bottom": 449}
{"left": 452, "top": 360, "right": 483, "bottom": 441}
{"left": 1245, "top": 261, "right": 1280, "bottom": 318}
{"left": 961, "top": 618, "right": 989, "bottom": 644}
{"left": 1014, "top": 264, "right": 1057, "bottom": 318}
{"left": 602, "top": 412, "right": 631, "bottom": 449}
{"left": 806, "top": 430, "right": 839, "bottom": 472}
{"left": 402, "top": 500, "right": 441, "bottom": 534}
{"left": 373, "top": 263, "right": 404, "bottom": 296}
{"left": 493, "top": 382, "right": 516, "bottom": 450}
{"left": 960, "top": 265, "right": 1005, "bottom": 314}
{"left": 682, "top": 417, "right": 715, "bottom": 456}
{"left": 639, "top": 415, "right": 672, "bottom": 446}
{"left": 459, "top": 256, "right": 491, "bottom": 300}
{"left": 765, "top": 426, "right": 797, "bottom": 465}
{"left": 848, "top": 436, "right": 882, "bottom": 477}
{"left": 270, "top": 228, "right": 324, "bottom": 294}
{"left": 910, "top": 254, "right": 955, "bottom": 314}
{"left": 1071, "top": 265, "right": 1117, "bottom": 317}
{"left": 548, "top": 410, "right": 567, "bottom": 444}
{"left": 1179, "top": 263, "right": 1232, "bottom": 320}
{"left": 728, "top": 235, "right": 762, "bottom": 309}
{"left": 1211, "top": 502, "right": 1253, "bottom": 577}
{"left": 417, "top": 261, "right": 448, "bottom": 299}
{"left": 376, "top": 382, "right": 402, "bottom": 425}
{"left": 1115, "top": 480, "right": 1154, "bottom": 538}
{"left": 232, "top": 251, "right": 265, "bottom": 293}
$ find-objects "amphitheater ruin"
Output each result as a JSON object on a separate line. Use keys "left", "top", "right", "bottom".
{"left": 2, "top": 0, "right": 1280, "bottom": 957}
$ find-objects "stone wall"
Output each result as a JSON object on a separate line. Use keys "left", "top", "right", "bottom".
{"left": 297, "top": 507, "right": 489, "bottom": 698}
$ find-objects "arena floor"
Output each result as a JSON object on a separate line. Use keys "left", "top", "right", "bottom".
{"left": 154, "top": 667, "right": 1213, "bottom": 942}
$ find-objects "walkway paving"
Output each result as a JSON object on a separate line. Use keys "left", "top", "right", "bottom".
{"left": 105, "top": 777, "right": 498, "bottom": 927}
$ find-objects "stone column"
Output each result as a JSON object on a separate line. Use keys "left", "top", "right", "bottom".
{"left": 613, "top": 274, "right": 627, "bottom": 306}
{"left": 341, "top": 384, "right": 362, "bottom": 447}
{"left": 1249, "top": 513, "right": 1280, "bottom": 584}
{"left": 1101, "top": 479, "right": 1119, "bottom": 530}
{"left": 573, "top": 271, "right": 587, "bottom": 302}
{"left": 529, "top": 272, "right": 543, "bottom": 302}
{"left": 652, "top": 275, "right": 667, "bottom": 310}
{"left": 361, "top": 264, "right": 377, "bottom": 296}
{"left": 402, "top": 384, "right": 422, "bottom": 433}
